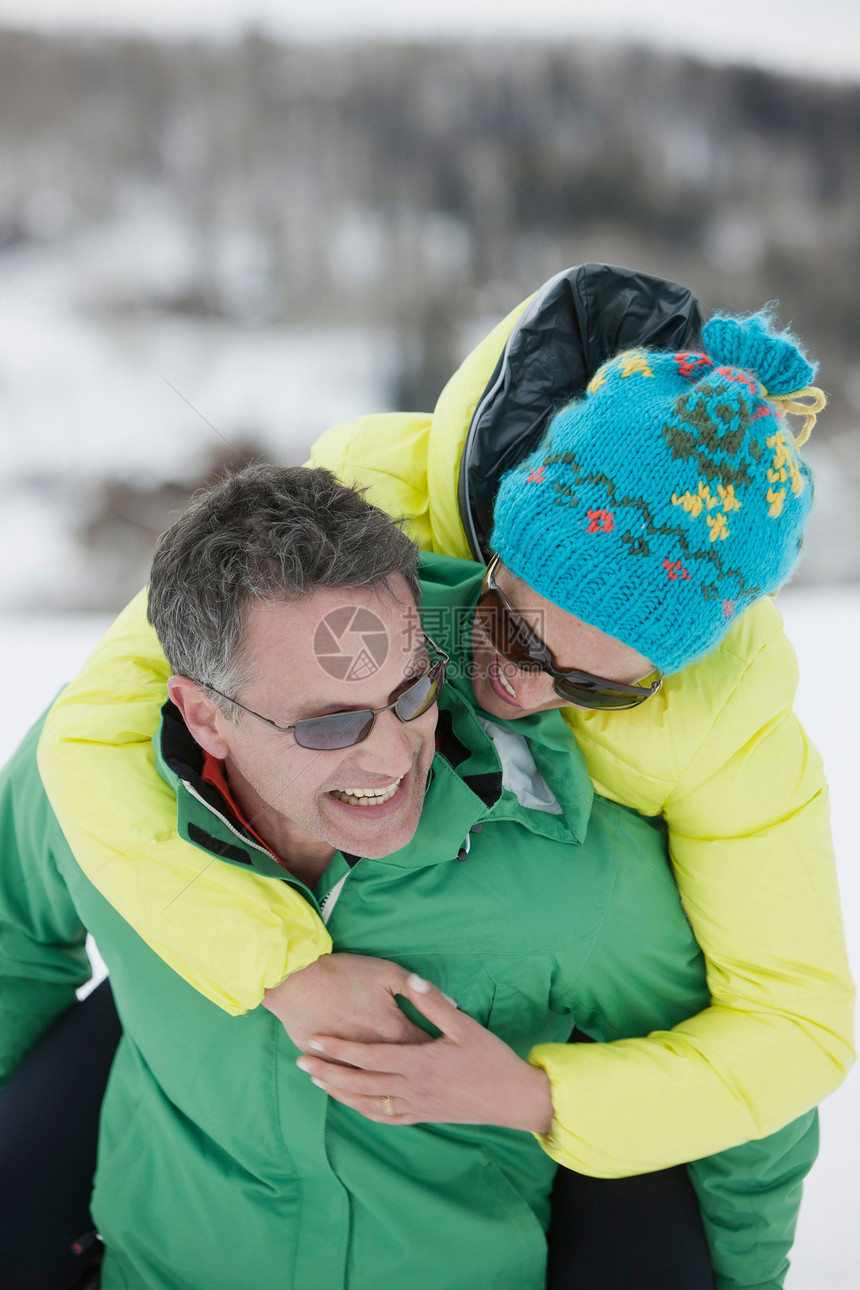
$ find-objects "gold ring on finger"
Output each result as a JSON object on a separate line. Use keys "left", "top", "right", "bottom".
{"left": 380, "top": 1095, "right": 395, "bottom": 1117}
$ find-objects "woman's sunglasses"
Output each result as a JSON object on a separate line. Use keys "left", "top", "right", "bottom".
{"left": 475, "top": 555, "right": 662, "bottom": 711}
{"left": 203, "top": 635, "right": 448, "bottom": 751}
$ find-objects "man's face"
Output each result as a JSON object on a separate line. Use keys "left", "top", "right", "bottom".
{"left": 212, "top": 577, "right": 437, "bottom": 862}
{"left": 470, "top": 563, "right": 654, "bottom": 720}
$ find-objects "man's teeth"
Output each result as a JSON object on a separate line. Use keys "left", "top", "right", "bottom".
{"left": 331, "top": 777, "right": 403, "bottom": 807}
{"left": 497, "top": 667, "right": 517, "bottom": 699}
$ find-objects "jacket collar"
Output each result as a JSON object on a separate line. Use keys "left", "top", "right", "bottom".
{"left": 155, "top": 700, "right": 295, "bottom": 882}
{"left": 417, "top": 551, "right": 594, "bottom": 844}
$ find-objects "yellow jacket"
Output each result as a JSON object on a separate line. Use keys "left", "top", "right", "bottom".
{"left": 39, "top": 266, "right": 854, "bottom": 1175}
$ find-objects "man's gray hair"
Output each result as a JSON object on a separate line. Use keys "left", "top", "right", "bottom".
{"left": 148, "top": 464, "right": 421, "bottom": 713}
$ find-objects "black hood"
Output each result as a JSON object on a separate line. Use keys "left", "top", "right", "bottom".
{"left": 457, "top": 263, "right": 704, "bottom": 561}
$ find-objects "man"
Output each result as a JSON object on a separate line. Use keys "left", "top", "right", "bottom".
{"left": 0, "top": 463, "right": 815, "bottom": 1290}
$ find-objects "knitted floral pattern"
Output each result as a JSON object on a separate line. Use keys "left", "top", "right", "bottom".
{"left": 491, "top": 311, "right": 818, "bottom": 674}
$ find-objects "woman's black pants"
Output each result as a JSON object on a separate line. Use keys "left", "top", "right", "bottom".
{"left": 0, "top": 984, "right": 714, "bottom": 1289}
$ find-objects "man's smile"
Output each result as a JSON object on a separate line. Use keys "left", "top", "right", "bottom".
{"left": 326, "top": 772, "right": 410, "bottom": 818}
{"left": 329, "top": 775, "right": 405, "bottom": 808}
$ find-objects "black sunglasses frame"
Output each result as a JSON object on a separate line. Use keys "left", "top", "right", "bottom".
{"left": 202, "top": 634, "right": 449, "bottom": 750}
{"left": 476, "top": 555, "right": 662, "bottom": 711}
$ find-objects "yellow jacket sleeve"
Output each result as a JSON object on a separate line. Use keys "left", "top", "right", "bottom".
{"left": 309, "top": 412, "right": 438, "bottom": 554}
{"left": 37, "top": 591, "right": 332, "bottom": 1016}
{"left": 529, "top": 598, "right": 855, "bottom": 1174}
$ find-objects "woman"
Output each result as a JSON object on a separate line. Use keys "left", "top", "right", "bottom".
{"left": 34, "top": 268, "right": 853, "bottom": 1287}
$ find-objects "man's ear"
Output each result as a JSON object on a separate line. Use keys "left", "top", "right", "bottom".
{"left": 167, "top": 676, "right": 232, "bottom": 760}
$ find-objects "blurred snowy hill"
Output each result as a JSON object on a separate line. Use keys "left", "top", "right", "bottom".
{"left": 0, "top": 30, "right": 859, "bottom": 609}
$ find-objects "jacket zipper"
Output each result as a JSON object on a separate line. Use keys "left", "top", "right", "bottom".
{"left": 318, "top": 873, "right": 349, "bottom": 925}
{"left": 181, "top": 779, "right": 281, "bottom": 863}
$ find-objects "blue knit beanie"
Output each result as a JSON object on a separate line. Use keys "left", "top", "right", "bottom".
{"left": 491, "top": 309, "right": 825, "bottom": 674}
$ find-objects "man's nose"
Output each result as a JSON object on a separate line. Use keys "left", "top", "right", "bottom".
{"left": 354, "top": 707, "right": 415, "bottom": 778}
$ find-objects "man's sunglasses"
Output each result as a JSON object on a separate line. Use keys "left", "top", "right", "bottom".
{"left": 475, "top": 555, "right": 662, "bottom": 711}
{"left": 202, "top": 635, "right": 448, "bottom": 751}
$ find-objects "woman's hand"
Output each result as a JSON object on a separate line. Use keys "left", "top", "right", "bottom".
{"left": 263, "top": 953, "right": 429, "bottom": 1052}
{"left": 295, "top": 973, "right": 554, "bottom": 1132}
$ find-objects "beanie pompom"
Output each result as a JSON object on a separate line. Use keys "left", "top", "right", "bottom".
{"left": 702, "top": 309, "right": 816, "bottom": 395}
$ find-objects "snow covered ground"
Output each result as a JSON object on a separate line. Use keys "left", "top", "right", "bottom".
{"left": 0, "top": 588, "right": 857, "bottom": 1286}
{"left": 0, "top": 217, "right": 394, "bottom": 486}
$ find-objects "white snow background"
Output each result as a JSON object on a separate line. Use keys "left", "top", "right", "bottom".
{"left": 0, "top": 589, "right": 857, "bottom": 1286}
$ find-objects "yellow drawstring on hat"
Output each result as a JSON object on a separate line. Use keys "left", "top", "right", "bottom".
{"left": 763, "top": 386, "right": 827, "bottom": 446}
